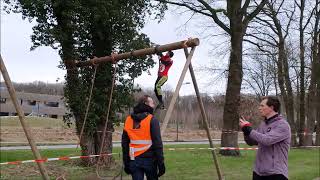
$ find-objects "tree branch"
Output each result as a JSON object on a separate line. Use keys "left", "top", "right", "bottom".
{"left": 302, "top": 3, "right": 317, "bottom": 31}
{"left": 283, "top": 3, "right": 295, "bottom": 40}
{"left": 254, "top": 16, "right": 278, "bottom": 34}
{"left": 156, "top": 0, "right": 212, "bottom": 17}
{"left": 246, "top": 34, "right": 277, "bottom": 47}
{"left": 243, "top": 0, "right": 268, "bottom": 30}
{"left": 241, "top": 0, "right": 251, "bottom": 14}
{"left": 243, "top": 38, "right": 275, "bottom": 55}
{"left": 196, "top": 0, "right": 230, "bottom": 34}
{"left": 155, "top": 0, "right": 231, "bottom": 34}
{"left": 248, "top": 30, "right": 278, "bottom": 45}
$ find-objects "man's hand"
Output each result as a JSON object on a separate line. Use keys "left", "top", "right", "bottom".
{"left": 239, "top": 116, "right": 252, "bottom": 128}
{"left": 157, "top": 163, "right": 166, "bottom": 177}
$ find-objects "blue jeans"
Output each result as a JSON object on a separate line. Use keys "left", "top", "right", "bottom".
{"left": 129, "top": 157, "right": 158, "bottom": 180}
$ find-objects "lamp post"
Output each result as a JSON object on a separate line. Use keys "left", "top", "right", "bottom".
{"left": 176, "top": 82, "right": 191, "bottom": 141}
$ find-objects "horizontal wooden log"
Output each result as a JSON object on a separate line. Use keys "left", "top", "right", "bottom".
{"left": 75, "top": 38, "right": 200, "bottom": 67}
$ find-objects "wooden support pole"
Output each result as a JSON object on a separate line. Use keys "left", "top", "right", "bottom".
{"left": 0, "top": 55, "right": 50, "bottom": 180}
{"left": 183, "top": 48, "right": 224, "bottom": 180}
{"left": 160, "top": 47, "right": 196, "bottom": 135}
{"left": 75, "top": 38, "right": 199, "bottom": 67}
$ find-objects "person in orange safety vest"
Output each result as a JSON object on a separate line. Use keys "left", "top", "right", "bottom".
{"left": 122, "top": 95, "right": 165, "bottom": 180}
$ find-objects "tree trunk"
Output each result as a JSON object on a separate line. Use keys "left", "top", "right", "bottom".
{"left": 52, "top": 0, "right": 116, "bottom": 166}
{"left": 79, "top": 127, "right": 96, "bottom": 165}
{"left": 316, "top": 113, "right": 320, "bottom": 146}
{"left": 272, "top": 56, "right": 279, "bottom": 96}
{"left": 95, "top": 122, "right": 113, "bottom": 166}
{"left": 305, "top": 0, "right": 320, "bottom": 146}
{"left": 220, "top": 2, "right": 243, "bottom": 155}
{"left": 266, "top": 1, "right": 298, "bottom": 146}
{"left": 316, "top": 33, "right": 320, "bottom": 146}
{"left": 283, "top": 52, "right": 297, "bottom": 146}
{"left": 298, "top": 0, "right": 306, "bottom": 146}
{"left": 306, "top": 91, "right": 316, "bottom": 145}
{"left": 277, "top": 39, "right": 297, "bottom": 146}
{"left": 306, "top": 62, "right": 316, "bottom": 146}
{"left": 88, "top": 11, "right": 115, "bottom": 166}
{"left": 306, "top": 26, "right": 318, "bottom": 146}
{"left": 78, "top": 119, "right": 113, "bottom": 166}
{"left": 316, "top": 82, "right": 320, "bottom": 145}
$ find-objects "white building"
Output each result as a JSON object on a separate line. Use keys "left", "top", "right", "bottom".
{"left": 0, "top": 89, "right": 68, "bottom": 118}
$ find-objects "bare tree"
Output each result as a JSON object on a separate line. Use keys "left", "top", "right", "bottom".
{"left": 309, "top": 0, "right": 320, "bottom": 145}
{"left": 156, "top": 0, "right": 267, "bottom": 156}
{"left": 316, "top": 32, "right": 320, "bottom": 145}
{"left": 245, "top": 0, "right": 298, "bottom": 145}
{"left": 243, "top": 49, "right": 276, "bottom": 97}
{"left": 295, "top": 0, "right": 317, "bottom": 146}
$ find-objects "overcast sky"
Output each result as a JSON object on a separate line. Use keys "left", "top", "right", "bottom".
{"left": 1, "top": 6, "right": 227, "bottom": 96}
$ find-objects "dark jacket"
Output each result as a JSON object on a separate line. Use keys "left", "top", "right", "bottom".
{"left": 121, "top": 103, "right": 164, "bottom": 166}
{"left": 243, "top": 114, "right": 291, "bottom": 178}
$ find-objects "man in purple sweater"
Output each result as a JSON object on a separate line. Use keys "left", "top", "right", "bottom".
{"left": 239, "top": 96, "right": 291, "bottom": 180}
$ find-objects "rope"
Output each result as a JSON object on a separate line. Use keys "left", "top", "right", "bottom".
{"left": 95, "top": 61, "right": 121, "bottom": 180}
{"left": 77, "top": 65, "right": 98, "bottom": 149}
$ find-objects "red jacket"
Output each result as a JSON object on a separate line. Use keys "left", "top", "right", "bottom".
{"left": 158, "top": 55, "right": 173, "bottom": 77}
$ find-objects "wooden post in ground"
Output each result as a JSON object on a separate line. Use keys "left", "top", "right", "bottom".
{"left": 160, "top": 47, "right": 196, "bottom": 135}
{"left": 183, "top": 48, "right": 224, "bottom": 180}
{"left": 0, "top": 55, "right": 50, "bottom": 180}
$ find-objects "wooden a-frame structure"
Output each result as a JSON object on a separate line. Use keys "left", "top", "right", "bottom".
{"left": 76, "top": 38, "right": 223, "bottom": 179}
{"left": 0, "top": 38, "right": 223, "bottom": 180}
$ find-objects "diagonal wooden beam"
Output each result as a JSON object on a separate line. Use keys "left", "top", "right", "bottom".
{"left": 184, "top": 48, "right": 223, "bottom": 180}
{"left": 160, "top": 46, "right": 196, "bottom": 135}
{"left": 75, "top": 38, "right": 200, "bottom": 67}
{"left": 0, "top": 55, "right": 50, "bottom": 180}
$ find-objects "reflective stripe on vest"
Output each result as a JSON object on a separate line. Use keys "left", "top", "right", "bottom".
{"left": 130, "top": 140, "right": 152, "bottom": 144}
{"left": 124, "top": 114, "right": 153, "bottom": 160}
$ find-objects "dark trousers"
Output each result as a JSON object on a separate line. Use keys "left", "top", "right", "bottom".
{"left": 154, "top": 76, "right": 168, "bottom": 103}
{"left": 253, "top": 171, "right": 288, "bottom": 180}
{"left": 129, "top": 157, "right": 158, "bottom": 180}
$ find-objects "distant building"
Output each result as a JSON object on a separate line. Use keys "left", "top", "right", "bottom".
{"left": 0, "top": 89, "right": 68, "bottom": 119}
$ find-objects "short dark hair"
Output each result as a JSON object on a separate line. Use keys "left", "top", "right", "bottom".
{"left": 137, "top": 95, "right": 151, "bottom": 105}
{"left": 262, "top": 96, "right": 281, "bottom": 113}
{"left": 168, "top": 51, "right": 174, "bottom": 57}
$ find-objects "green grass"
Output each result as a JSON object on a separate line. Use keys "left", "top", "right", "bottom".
{"left": 0, "top": 116, "right": 72, "bottom": 128}
{"left": 0, "top": 145, "right": 319, "bottom": 180}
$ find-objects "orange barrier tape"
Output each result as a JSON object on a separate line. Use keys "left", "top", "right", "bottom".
{"left": 1, "top": 146, "right": 319, "bottom": 165}
{"left": 0, "top": 153, "right": 118, "bottom": 165}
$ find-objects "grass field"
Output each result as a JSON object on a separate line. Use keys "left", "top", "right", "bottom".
{"left": 0, "top": 116, "right": 70, "bottom": 128}
{"left": 0, "top": 117, "right": 243, "bottom": 146}
{"left": 0, "top": 117, "right": 79, "bottom": 146}
{"left": 0, "top": 144, "right": 319, "bottom": 180}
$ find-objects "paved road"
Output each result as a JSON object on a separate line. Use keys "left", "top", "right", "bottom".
{"left": 0, "top": 140, "right": 245, "bottom": 150}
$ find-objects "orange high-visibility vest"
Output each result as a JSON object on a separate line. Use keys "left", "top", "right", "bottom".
{"left": 124, "top": 114, "right": 153, "bottom": 160}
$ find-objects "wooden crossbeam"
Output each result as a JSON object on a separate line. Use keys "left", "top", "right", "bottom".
{"left": 75, "top": 38, "right": 199, "bottom": 67}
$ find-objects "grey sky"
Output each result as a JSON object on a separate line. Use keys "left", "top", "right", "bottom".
{"left": 1, "top": 8, "right": 227, "bottom": 96}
